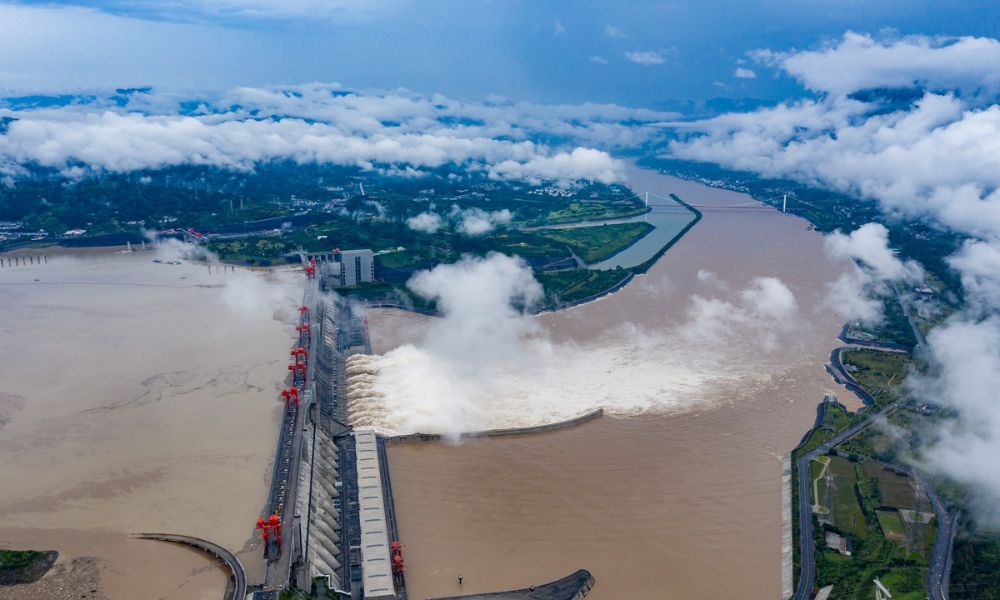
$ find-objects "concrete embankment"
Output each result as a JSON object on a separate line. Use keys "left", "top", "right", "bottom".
{"left": 430, "top": 569, "right": 595, "bottom": 600}
{"left": 384, "top": 409, "right": 604, "bottom": 445}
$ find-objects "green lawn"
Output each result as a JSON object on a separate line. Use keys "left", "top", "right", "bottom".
{"left": 828, "top": 457, "right": 868, "bottom": 539}
{"left": 876, "top": 509, "right": 907, "bottom": 541}
{"left": 538, "top": 222, "right": 653, "bottom": 263}
{"left": 811, "top": 458, "right": 830, "bottom": 513}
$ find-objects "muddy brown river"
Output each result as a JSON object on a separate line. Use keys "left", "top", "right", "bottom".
{"left": 372, "top": 167, "right": 857, "bottom": 599}
{"left": 0, "top": 247, "right": 298, "bottom": 598}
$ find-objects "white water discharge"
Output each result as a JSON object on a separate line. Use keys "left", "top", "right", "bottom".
{"left": 346, "top": 252, "right": 820, "bottom": 437}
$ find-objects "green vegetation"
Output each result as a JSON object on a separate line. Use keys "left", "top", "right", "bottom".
{"left": 537, "top": 222, "right": 652, "bottom": 263}
{"left": 876, "top": 510, "right": 907, "bottom": 541}
{"left": 1, "top": 162, "right": 707, "bottom": 312}
{"left": 0, "top": 549, "right": 56, "bottom": 584}
{"left": 841, "top": 349, "right": 911, "bottom": 408}
{"left": 543, "top": 201, "right": 648, "bottom": 224}
{"left": 864, "top": 463, "right": 916, "bottom": 508}
{"left": 867, "top": 298, "right": 918, "bottom": 347}
{"left": 951, "top": 530, "right": 1000, "bottom": 599}
{"left": 535, "top": 268, "right": 631, "bottom": 308}
{"left": 813, "top": 457, "right": 934, "bottom": 600}
{"left": 788, "top": 347, "right": 950, "bottom": 598}
{"left": 797, "top": 400, "right": 859, "bottom": 455}
{"left": 827, "top": 457, "right": 869, "bottom": 539}
{"left": 810, "top": 458, "right": 830, "bottom": 512}
{"left": 0, "top": 162, "right": 642, "bottom": 251}
{"left": 0, "top": 549, "right": 44, "bottom": 570}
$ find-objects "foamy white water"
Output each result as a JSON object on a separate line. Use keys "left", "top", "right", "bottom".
{"left": 352, "top": 260, "right": 827, "bottom": 436}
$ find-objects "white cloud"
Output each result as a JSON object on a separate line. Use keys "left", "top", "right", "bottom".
{"left": 681, "top": 277, "right": 798, "bottom": 351}
{"left": 590, "top": 55, "right": 609, "bottom": 65}
{"left": 603, "top": 25, "right": 626, "bottom": 39}
{"left": 670, "top": 93, "right": 1000, "bottom": 244}
{"left": 405, "top": 211, "right": 443, "bottom": 234}
{"left": 0, "top": 84, "right": 660, "bottom": 185}
{"left": 947, "top": 240, "right": 1000, "bottom": 313}
{"left": 487, "top": 147, "right": 624, "bottom": 185}
{"left": 452, "top": 207, "right": 512, "bottom": 236}
{"left": 754, "top": 31, "right": 1000, "bottom": 97}
{"left": 626, "top": 50, "right": 665, "bottom": 66}
{"left": 553, "top": 20, "right": 566, "bottom": 35}
{"left": 822, "top": 223, "right": 923, "bottom": 323}
{"left": 824, "top": 223, "right": 923, "bottom": 283}
{"left": 734, "top": 67, "right": 756, "bottom": 79}
{"left": 914, "top": 316, "right": 1000, "bottom": 525}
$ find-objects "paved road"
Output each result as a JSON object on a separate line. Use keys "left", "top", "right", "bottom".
{"left": 922, "top": 475, "right": 958, "bottom": 600}
{"left": 134, "top": 533, "right": 247, "bottom": 600}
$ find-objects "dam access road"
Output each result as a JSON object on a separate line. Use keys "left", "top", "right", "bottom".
{"left": 261, "top": 282, "right": 317, "bottom": 593}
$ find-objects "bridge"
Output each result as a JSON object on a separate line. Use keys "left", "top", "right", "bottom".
{"left": 132, "top": 533, "right": 247, "bottom": 600}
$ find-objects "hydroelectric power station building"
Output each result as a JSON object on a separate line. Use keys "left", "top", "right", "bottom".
{"left": 307, "top": 249, "right": 375, "bottom": 288}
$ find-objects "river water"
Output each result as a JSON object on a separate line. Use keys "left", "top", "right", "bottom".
{"left": 0, "top": 247, "right": 298, "bottom": 598}
{"left": 372, "top": 166, "right": 858, "bottom": 599}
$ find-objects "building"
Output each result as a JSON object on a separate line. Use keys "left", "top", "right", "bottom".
{"left": 353, "top": 428, "right": 397, "bottom": 599}
{"left": 309, "top": 249, "right": 375, "bottom": 288}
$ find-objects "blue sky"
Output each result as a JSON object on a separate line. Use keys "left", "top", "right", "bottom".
{"left": 3, "top": 0, "right": 1000, "bottom": 108}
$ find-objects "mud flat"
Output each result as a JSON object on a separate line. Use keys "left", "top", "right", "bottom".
{"left": 371, "top": 166, "right": 858, "bottom": 599}
{"left": 0, "top": 249, "right": 298, "bottom": 599}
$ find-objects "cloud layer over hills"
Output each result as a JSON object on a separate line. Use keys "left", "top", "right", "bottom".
{"left": 0, "top": 84, "right": 674, "bottom": 184}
